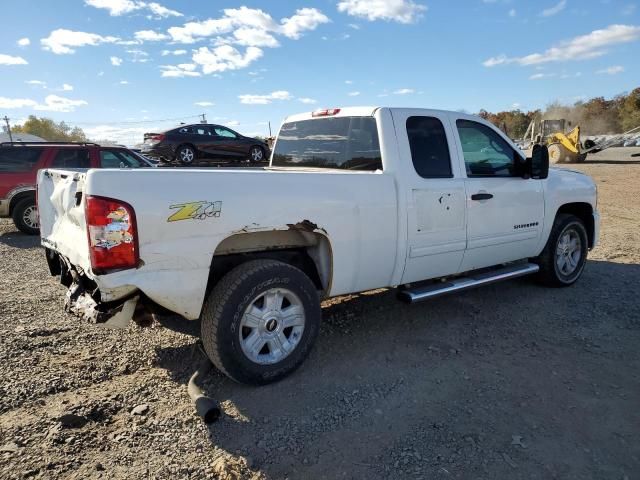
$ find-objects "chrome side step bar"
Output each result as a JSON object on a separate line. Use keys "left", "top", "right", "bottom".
{"left": 398, "top": 263, "right": 540, "bottom": 304}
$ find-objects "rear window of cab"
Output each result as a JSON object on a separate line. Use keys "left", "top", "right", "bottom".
{"left": 272, "top": 116, "right": 382, "bottom": 171}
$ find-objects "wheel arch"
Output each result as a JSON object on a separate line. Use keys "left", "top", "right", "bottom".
{"left": 206, "top": 227, "right": 333, "bottom": 297}
{"left": 556, "top": 202, "right": 595, "bottom": 248}
{"left": 9, "top": 189, "right": 36, "bottom": 215}
{"left": 175, "top": 143, "right": 197, "bottom": 160}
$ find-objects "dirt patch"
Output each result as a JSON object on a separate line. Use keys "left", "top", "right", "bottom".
{"left": 1, "top": 148, "right": 639, "bottom": 479}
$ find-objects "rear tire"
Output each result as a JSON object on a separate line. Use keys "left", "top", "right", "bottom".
{"left": 534, "top": 214, "right": 588, "bottom": 287}
{"left": 248, "top": 146, "right": 265, "bottom": 163}
{"left": 12, "top": 197, "right": 39, "bottom": 235}
{"left": 200, "top": 260, "right": 321, "bottom": 385}
{"left": 176, "top": 145, "right": 196, "bottom": 165}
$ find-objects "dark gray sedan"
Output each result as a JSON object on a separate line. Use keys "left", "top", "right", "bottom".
{"left": 142, "top": 124, "right": 269, "bottom": 165}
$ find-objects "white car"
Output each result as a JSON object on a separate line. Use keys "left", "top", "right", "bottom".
{"left": 38, "top": 107, "right": 599, "bottom": 385}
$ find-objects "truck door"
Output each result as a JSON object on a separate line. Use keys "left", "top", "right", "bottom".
{"left": 392, "top": 110, "right": 468, "bottom": 284}
{"left": 451, "top": 116, "right": 545, "bottom": 271}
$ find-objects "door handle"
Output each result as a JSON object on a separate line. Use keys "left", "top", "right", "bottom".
{"left": 471, "top": 193, "right": 493, "bottom": 201}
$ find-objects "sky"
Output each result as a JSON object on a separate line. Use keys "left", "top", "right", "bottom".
{"left": 1, "top": 0, "right": 639, "bottom": 145}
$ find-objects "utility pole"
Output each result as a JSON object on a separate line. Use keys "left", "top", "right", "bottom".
{"left": 200, "top": 113, "right": 207, "bottom": 124}
{"left": 3, "top": 116, "right": 12, "bottom": 142}
{"left": 268, "top": 121, "right": 272, "bottom": 137}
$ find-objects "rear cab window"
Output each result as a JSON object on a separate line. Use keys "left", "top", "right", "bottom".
{"left": 406, "top": 116, "right": 452, "bottom": 178}
{"left": 0, "top": 147, "right": 44, "bottom": 173}
{"left": 272, "top": 116, "right": 382, "bottom": 171}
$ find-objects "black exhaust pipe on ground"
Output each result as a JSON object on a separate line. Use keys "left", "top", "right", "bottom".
{"left": 187, "top": 354, "right": 221, "bottom": 424}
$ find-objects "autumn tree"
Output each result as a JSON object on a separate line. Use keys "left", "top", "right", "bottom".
{"left": 11, "top": 116, "right": 87, "bottom": 142}
{"left": 619, "top": 87, "right": 640, "bottom": 131}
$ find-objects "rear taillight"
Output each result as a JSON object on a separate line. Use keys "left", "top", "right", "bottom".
{"left": 85, "top": 196, "right": 139, "bottom": 273}
{"left": 149, "top": 134, "right": 165, "bottom": 143}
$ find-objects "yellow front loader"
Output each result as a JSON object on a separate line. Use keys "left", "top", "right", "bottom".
{"left": 522, "top": 119, "right": 587, "bottom": 163}
{"left": 546, "top": 125, "right": 587, "bottom": 164}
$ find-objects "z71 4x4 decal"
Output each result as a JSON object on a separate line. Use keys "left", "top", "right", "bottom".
{"left": 168, "top": 201, "right": 222, "bottom": 222}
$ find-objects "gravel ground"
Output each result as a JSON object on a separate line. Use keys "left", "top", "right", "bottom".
{"left": 0, "top": 147, "right": 639, "bottom": 479}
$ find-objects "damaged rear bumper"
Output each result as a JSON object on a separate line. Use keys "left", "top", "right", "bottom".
{"left": 48, "top": 248, "right": 157, "bottom": 329}
{"left": 65, "top": 281, "right": 139, "bottom": 328}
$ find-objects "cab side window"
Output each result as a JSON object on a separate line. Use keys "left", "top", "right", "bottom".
{"left": 213, "top": 127, "right": 237, "bottom": 138}
{"left": 456, "top": 119, "right": 518, "bottom": 177}
{"left": 406, "top": 116, "right": 452, "bottom": 178}
{"left": 51, "top": 149, "right": 91, "bottom": 168}
{"left": 100, "top": 150, "right": 144, "bottom": 168}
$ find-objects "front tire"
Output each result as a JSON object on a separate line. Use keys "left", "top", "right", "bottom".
{"left": 12, "top": 197, "right": 39, "bottom": 235}
{"left": 176, "top": 145, "right": 196, "bottom": 165}
{"left": 534, "top": 214, "right": 588, "bottom": 287}
{"left": 201, "top": 260, "right": 321, "bottom": 385}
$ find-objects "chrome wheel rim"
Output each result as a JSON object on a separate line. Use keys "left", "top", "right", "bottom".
{"left": 180, "top": 148, "right": 194, "bottom": 163}
{"left": 22, "top": 205, "right": 39, "bottom": 229}
{"left": 239, "top": 288, "right": 305, "bottom": 365}
{"left": 251, "top": 148, "right": 263, "bottom": 162}
{"left": 555, "top": 228, "right": 582, "bottom": 276}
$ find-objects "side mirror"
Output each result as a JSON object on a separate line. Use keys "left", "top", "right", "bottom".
{"left": 528, "top": 144, "right": 549, "bottom": 179}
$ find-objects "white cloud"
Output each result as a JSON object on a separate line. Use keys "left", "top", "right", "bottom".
{"left": 167, "top": 6, "right": 327, "bottom": 44}
{"left": 0, "top": 94, "right": 87, "bottom": 112}
{"left": 61, "top": 83, "right": 74, "bottom": 91}
{"left": 597, "top": 65, "right": 624, "bottom": 74}
{"left": 161, "top": 49, "right": 187, "bottom": 56}
{"left": 42, "top": 29, "right": 118, "bottom": 54}
{"left": 17, "top": 37, "right": 30, "bottom": 47}
{"left": 134, "top": 30, "right": 169, "bottom": 42}
{"left": 25, "top": 80, "right": 46, "bottom": 86}
{"left": 393, "top": 88, "right": 415, "bottom": 94}
{"left": 0, "top": 97, "right": 37, "bottom": 109}
{"left": 162, "top": 7, "right": 328, "bottom": 77}
{"left": 345, "top": 80, "right": 353, "bottom": 84}
{"left": 529, "top": 73, "right": 556, "bottom": 80}
{"left": 84, "top": 0, "right": 181, "bottom": 18}
{"left": 194, "top": 101, "right": 215, "bottom": 107}
{"left": 541, "top": 0, "right": 567, "bottom": 17}
{"left": 509, "top": 9, "right": 516, "bottom": 17}
{"left": 281, "top": 8, "right": 330, "bottom": 39}
{"left": 36, "top": 95, "right": 88, "bottom": 112}
{"left": 111, "top": 56, "right": 123, "bottom": 66}
{"left": 119, "top": 80, "right": 129, "bottom": 85}
{"left": 127, "top": 49, "right": 150, "bottom": 63}
{"left": 227, "top": 120, "right": 240, "bottom": 127}
{"left": 298, "top": 97, "right": 317, "bottom": 104}
{"left": 192, "top": 45, "right": 263, "bottom": 74}
{"left": 348, "top": 23, "right": 360, "bottom": 30}
{"left": 160, "top": 63, "right": 202, "bottom": 78}
{"left": 239, "top": 90, "right": 292, "bottom": 105}
{"left": 348, "top": 91, "right": 361, "bottom": 96}
{"left": 0, "top": 54, "right": 28, "bottom": 65}
{"left": 146, "top": 2, "right": 182, "bottom": 18}
{"left": 337, "top": 0, "right": 427, "bottom": 23}
{"left": 483, "top": 24, "right": 640, "bottom": 67}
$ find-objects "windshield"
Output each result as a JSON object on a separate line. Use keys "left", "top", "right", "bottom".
{"left": 272, "top": 116, "right": 382, "bottom": 170}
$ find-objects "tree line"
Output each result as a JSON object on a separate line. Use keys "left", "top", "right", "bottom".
{"left": 479, "top": 87, "right": 640, "bottom": 139}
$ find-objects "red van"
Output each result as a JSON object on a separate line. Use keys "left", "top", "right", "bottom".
{"left": 0, "top": 142, "right": 152, "bottom": 234}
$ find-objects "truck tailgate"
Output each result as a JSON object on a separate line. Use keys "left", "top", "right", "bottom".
{"left": 38, "top": 169, "right": 92, "bottom": 273}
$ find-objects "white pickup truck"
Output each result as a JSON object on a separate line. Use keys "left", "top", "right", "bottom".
{"left": 38, "top": 107, "right": 599, "bottom": 384}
